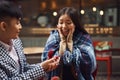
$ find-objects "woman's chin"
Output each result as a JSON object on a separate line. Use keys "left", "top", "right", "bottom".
{"left": 64, "top": 33, "right": 68, "bottom": 37}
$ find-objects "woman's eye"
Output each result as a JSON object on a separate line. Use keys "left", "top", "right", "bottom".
{"left": 67, "top": 22, "right": 72, "bottom": 24}
{"left": 59, "top": 22, "right": 63, "bottom": 24}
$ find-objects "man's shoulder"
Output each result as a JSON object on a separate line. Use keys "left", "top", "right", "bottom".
{"left": 12, "top": 38, "right": 21, "bottom": 43}
{"left": 12, "top": 38, "right": 23, "bottom": 47}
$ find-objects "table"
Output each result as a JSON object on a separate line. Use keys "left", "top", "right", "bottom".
{"left": 23, "top": 47, "right": 44, "bottom": 63}
{"left": 24, "top": 47, "right": 44, "bottom": 54}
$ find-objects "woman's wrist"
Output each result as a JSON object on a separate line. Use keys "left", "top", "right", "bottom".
{"left": 67, "top": 41, "right": 73, "bottom": 52}
{"left": 59, "top": 41, "right": 66, "bottom": 55}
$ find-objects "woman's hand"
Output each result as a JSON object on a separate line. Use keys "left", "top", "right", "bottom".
{"left": 66, "top": 25, "right": 75, "bottom": 52}
{"left": 57, "top": 25, "right": 66, "bottom": 42}
{"left": 57, "top": 25, "right": 67, "bottom": 55}
{"left": 66, "top": 24, "right": 75, "bottom": 42}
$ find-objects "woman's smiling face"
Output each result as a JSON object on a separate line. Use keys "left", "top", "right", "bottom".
{"left": 57, "top": 14, "right": 75, "bottom": 37}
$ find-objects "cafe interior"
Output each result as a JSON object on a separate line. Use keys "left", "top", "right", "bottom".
{"left": 10, "top": 0, "right": 120, "bottom": 80}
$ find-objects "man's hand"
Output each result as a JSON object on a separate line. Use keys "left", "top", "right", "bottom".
{"left": 40, "top": 56, "right": 60, "bottom": 72}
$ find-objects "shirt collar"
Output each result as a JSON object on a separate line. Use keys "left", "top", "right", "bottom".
{"left": 0, "top": 40, "right": 13, "bottom": 51}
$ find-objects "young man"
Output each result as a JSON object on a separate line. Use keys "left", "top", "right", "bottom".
{"left": 0, "top": 1, "right": 59, "bottom": 80}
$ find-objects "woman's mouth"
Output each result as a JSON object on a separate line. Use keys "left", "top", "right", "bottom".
{"left": 62, "top": 30, "right": 69, "bottom": 36}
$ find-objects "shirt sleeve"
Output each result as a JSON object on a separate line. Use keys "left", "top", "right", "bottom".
{"left": 0, "top": 64, "right": 46, "bottom": 80}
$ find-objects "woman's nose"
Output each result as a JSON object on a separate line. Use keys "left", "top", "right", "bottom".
{"left": 62, "top": 23, "right": 67, "bottom": 29}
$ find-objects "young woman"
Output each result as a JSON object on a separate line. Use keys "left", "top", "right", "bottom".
{"left": 41, "top": 7, "right": 96, "bottom": 80}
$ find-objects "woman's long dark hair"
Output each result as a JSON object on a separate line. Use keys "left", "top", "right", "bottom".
{"left": 55, "top": 7, "right": 88, "bottom": 35}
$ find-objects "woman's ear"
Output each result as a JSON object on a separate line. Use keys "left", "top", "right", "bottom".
{"left": 0, "top": 22, "right": 7, "bottom": 31}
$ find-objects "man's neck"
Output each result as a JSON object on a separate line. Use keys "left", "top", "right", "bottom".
{"left": 0, "top": 37, "right": 11, "bottom": 45}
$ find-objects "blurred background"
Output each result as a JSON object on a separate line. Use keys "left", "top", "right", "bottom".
{"left": 12, "top": 0, "right": 120, "bottom": 28}
{"left": 7, "top": 0, "right": 120, "bottom": 80}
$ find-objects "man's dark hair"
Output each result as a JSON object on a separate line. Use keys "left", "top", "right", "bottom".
{"left": 0, "top": 1, "right": 22, "bottom": 20}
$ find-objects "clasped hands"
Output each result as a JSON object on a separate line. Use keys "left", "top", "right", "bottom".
{"left": 57, "top": 25, "right": 74, "bottom": 55}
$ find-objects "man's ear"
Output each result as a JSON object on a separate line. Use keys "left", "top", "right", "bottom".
{"left": 0, "top": 22, "right": 7, "bottom": 31}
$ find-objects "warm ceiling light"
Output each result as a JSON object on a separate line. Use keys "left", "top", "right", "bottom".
{"left": 41, "top": 2, "right": 46, "bottom": 9}
{"left": 100, "top": 10, "right": 104, "bottom": 15}
{"left": 80, "top": 10, "right": 85, "bottom": 14}
{"left": 53, "top": 12, "right": 57, "bottom": 16}
{"left": 92, "top": 7, "right": 96, "bottom": 12}
{"left": 51, "top": 0, "right": 56, "bottom": 9}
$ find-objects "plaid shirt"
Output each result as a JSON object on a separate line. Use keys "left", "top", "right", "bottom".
{"left": 0, "top": 38, "right": 46, "bottom": 80}
{"left": 41, "top": 30, "right": 96, "bottom": 80}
